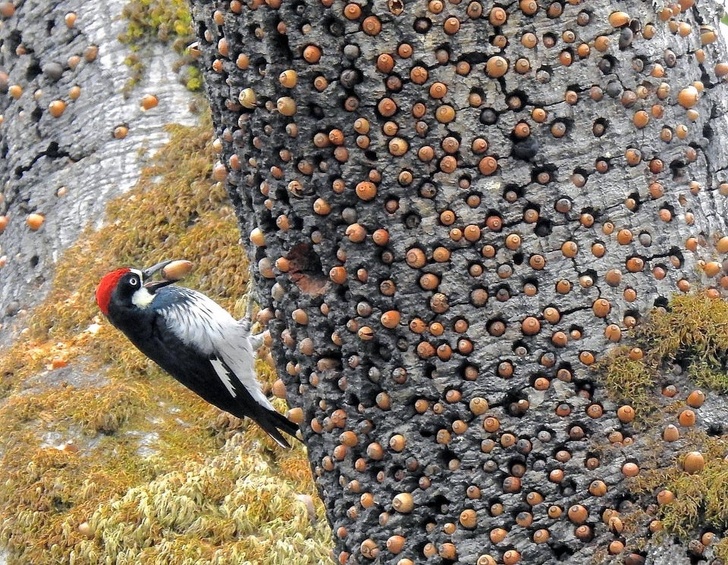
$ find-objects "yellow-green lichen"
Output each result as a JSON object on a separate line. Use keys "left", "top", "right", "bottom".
{"left": 0, "top": 107, "right": 332, "bottom": 564}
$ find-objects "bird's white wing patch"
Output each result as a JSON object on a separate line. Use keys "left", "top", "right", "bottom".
{"left": 158, "top": 288, "right": 273, "bottom": 410}
{"left": 216, "top": 334, "right": 273, "bottom": 409}
{"left": 210, "top": 357, "right": 237, "bottom": 398}
{"left": 161, "top": 289, "right": 235, "bottom": 354}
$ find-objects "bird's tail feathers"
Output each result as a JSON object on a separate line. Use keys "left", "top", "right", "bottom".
{"left": 252, "top": 404, "right": 301, "bottom": 449}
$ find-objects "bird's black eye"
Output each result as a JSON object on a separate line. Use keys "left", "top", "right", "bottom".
{"left": 128, "top": 276, "right": 139, "bottom": 287}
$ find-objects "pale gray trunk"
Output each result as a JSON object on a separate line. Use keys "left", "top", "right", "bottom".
{"left": 0, "top": 0, "right": 196, "bottom": 344}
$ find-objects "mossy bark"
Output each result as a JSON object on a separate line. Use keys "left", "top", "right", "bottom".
{"left": 189, "top": 0, "right": 728, "bottom": 563}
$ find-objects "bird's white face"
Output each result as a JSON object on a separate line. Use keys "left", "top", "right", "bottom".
{"left": 128, "top": 268, "right": 155, "bottom": 309}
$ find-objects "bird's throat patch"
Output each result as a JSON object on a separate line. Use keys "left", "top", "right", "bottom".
{"left": 132, "top": 287, "right": 155, "bottom": 309}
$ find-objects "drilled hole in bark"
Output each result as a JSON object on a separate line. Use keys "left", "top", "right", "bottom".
{"left": 552, "top": 544, "right": 576, "bottom": 560}
{"left": 286, "top": 243, "right": 327, "bottom": 296}
{"left": 413, "top": 17, "right": 432, "bottom": 33}
{"left": 535, "top": 219, "right": 552, "bottom": 237}
{"left": 403, "top": 213, "right": 421, "bottom": 229}
{"left": 504, "top": 391, "right": 529, "bottom": 417}
{"left": 531, "top": 456, "right": 547, "bottom": 471}
{"left": 559, "top": 477, "right": 577, "bottom": 496}
{"left": 593, "top": 118, "right": 608, "bottom": 137}
{"left": 479, "top": 108, "right": 498, "bottom": 125}
{"left": 503, "top": 184, "right": 522, "bottom": 202}
{"left": 707, "top": 424, "right": 724, "bottom": 436}
{"left": 512, "top": 137, "right": 539, "bottom": 161}
{"left": 512, "top": 340, "right": 529, "bottom": 356}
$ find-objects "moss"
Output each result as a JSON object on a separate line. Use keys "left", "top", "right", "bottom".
{"left": 118, "top": 0, "right": 198, "bottom": 93}
{"left": 687, "top": 358, "right": 728, "bottom": 393}
{"left": 642, "top": 293, "right": 728, "bottom": 364}
{"left": 598, "top": 291, "right": 728, "bottom": 418}
{"left": 632, "top": 435, "right": 728, "bottom": 558}
{"left": 596, "top": 292, "right": 728, "bottom": 556}
{"left": 596, "top": 347, "right": 657, "bottom": 415}
{"left": 0, "top": 106, "right": 332, "bottom": 563}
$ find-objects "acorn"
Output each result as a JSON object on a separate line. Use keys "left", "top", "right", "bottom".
{"left": 250, "top": 227, "right": 266, "bottom": 246}
{"left": 113, "top": 125, "right": 129, "bottom": 139}
{"left": 485, "top": 56, "right": 508, "bottom": 78}
{"left": 459, "top": 508, "right": 478, "bottom": 529}
{"left": 700, "top": 26, "right": 717, "bottom": 45}
{"left": 280, "top": 403, "right": 302, "bottom": 427}
{"left": 239, "top": 88, "right": 257, "bottom": 109}
{"left": 48, "top": 99, "right": 66, "bottom": 118}
{"left": 622, "top": 462, "right": 640, "bottom": 477}
{"left": 392, "top": 492, "right": 414, "bottom": 513}
{"left": 678, "top": 409, "right": 696, "bottom": 427}
{"left": 683, "top": 452, "right": 705, "bottom": 474}
{"left": 279, "top": 69, "right": 298, "bottom": 88}
{"left": 678, "top": 85, "right": 699, "bottom": 108}
{"left": 568, "top": 504, "right": 588, "bottom": 524}
{"left": 277, "top": 97, "right": 297, "bottom": 116}
{"left": 617, "top": 405, "right": 635, "bottom": 423}
{"left": 156, "top": 260, "right": 192, "bottom": 281}
{"left": 686, "top": 390, "right": 705, "bottom": 408}
{"left": 140, "top": 94, "right": 158, "bottom": 110}
{"left": 26, "top": 213, "right": 44, "bottom": 230}
{"left": 656, "top": 489, "right": 675, "bottom": 505}
{"left": 663, "top": 425, "right": 680, "bottom": 442}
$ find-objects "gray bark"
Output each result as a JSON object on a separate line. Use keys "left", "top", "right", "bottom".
{"left": 189, "top": 0, "right": 728, "bottom": 563}
{"left": 0, "top": 0, "right": 197, "bottom": 345}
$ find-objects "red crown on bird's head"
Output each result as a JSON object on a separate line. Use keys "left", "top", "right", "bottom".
{"left": 96, "top": 268, "right": 131, "bottom": 316}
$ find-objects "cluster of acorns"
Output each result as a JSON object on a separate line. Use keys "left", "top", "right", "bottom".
{"left": 191, "top": 0, "right": 728, "bottom": 562}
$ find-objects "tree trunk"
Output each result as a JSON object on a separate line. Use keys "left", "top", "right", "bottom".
{"left": 189, "top": 0, "right": 728, "bottom": 563}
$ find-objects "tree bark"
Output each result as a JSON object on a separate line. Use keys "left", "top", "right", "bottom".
{"left": 0, "top": 0, "right": 197, "bottom": 345}
{"left": 189, "top": 0, "right": 728, "bottom": 563}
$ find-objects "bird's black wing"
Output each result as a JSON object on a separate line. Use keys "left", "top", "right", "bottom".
{"left": 125, "top": 308, "right": 297, "bottom": 448}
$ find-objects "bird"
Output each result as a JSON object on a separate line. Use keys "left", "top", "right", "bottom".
{"left": 95, "top": 260, "right": 299, "bottom": 448}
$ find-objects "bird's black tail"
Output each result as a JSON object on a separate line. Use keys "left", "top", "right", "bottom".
{"left": 252, "top": 404, "right": 301, "bottom": 449}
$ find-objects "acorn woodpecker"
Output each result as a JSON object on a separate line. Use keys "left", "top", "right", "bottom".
{"left": 95, "top": 260, "right": 299, "bottom": 448}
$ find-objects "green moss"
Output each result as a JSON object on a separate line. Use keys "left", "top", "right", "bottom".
{"left": 0, "top": 106, "right": 332, "bottom": 563}
{"left": 598, "top": 291, "right": 728, "bottom": 555}
{"left": 120, "top": 0, "right": 192, "bottom": 45}
{"left": 596, "top": 347, "right": 657, "bottom": 415}
{"left": 632, "top": 435, "right": 728, "bottom": 559}
{"left": 688, "top": 358, "right": 728, "bottom": 393}
{"left": 598, "top": 291, "right": 728, "bottom": 418}
{"left": 118, "top": 0, "right": 198, "bottom": 93}
{"left": 642, "top": 293, "right": 728, "bottom": 365}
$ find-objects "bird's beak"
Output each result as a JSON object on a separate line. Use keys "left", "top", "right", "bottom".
{"left": 142, "top": 260, "right": 176, "bottom": 292}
